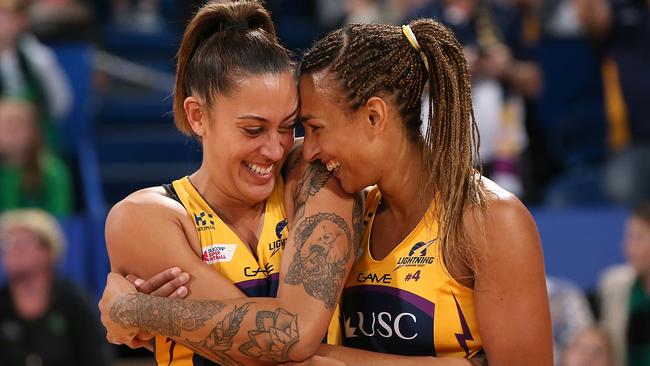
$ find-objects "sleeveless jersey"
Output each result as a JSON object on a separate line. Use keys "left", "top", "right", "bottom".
{"left": 155, "top": 176, "right": 288, "bottom": 366}
{"left": 340, "top": 187, "right": 482, "bottom": 357}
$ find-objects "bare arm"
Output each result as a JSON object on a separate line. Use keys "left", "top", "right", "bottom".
{"left": 101, "top": 153, "right": 360, "bottom": 364}
{"left": 470, "top": 189, "right": 553, "bottom": 365}
{"left": 292, "top": 345, "right": 486, "bottom": 365}
{"left": 105, "top": 189, "right": 246, "bottom": 301}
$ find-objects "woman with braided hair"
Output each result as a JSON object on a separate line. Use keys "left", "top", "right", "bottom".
{"left": 284, "top": 19, "right": 552, "bottom": 365}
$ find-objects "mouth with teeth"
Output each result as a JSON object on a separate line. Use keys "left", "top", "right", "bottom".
{"left": 243, "top": 161, "right": 273, "bottom": 176}
{"left": 325, "top": 159, "right": 341, "bottom": 173}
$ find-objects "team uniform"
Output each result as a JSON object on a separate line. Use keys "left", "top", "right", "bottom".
{"left": 154, "top": 176, "right": 288, "bottom": 366}
{"left": 340, "top": 187, "right": 483, "bottom": 357}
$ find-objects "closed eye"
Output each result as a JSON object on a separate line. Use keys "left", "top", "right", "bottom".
{"left": 242, "top": 127, "right": 264, "bottom": 136}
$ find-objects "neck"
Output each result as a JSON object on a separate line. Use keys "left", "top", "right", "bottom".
{"left": 190, "top": 168, "right": 265, "bottom": 225}
{"left": 9, "top": 269, "right": 52, "bottom": 320}
{"left": 376, "top": 140, "right": 433, "bottom": 220}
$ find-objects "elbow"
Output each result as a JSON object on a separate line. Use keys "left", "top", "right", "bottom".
{"left": 284, "top": 321, "right": 325, "bottom": 362}
{"left": 287, "top": 342, "right": 320, "bottom": 362}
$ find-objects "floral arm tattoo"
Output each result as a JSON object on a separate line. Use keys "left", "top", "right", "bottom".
{"left": 110, "top": 294, "right": 300, "bottom": 363}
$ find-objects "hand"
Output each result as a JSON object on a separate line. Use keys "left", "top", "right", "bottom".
{"left": 98, "top": 272, "right": 139, "bottom": 346}
{"left": 281, "top": 356, "right": 346, "bottom": 366}
{"left": 126, "top": 267, "right": 190, "bottom": 298}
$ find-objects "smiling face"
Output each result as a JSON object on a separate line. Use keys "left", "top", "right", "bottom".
{"left": 299, "top": 71, "right": 383, "bottom": 194}
{"left": 197, "top": 72, "right": 298, "bottom": 204}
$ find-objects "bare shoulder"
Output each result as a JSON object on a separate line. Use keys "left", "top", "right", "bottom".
{"left": 465, "top": 177, "right": 539, "bottom": 254}
{"left": 105, "top": 186, "right": 200, "bottom": 274}
{"left": 107, "top": 186, "right": 187, "bottom": 229}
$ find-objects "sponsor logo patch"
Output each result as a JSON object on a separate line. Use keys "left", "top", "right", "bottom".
{"left": 202, "top": 244, "right": 237, "bottom": 264}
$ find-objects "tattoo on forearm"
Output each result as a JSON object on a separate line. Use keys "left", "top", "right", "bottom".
{"left": 284, "top": 212, "right": 353, "bottom": 309}
{"left": 109, "top": 293, "right": 225, "bottom": 337}
{"left": 239, "top": 308, "right": 300, "bottom": 362}
{"left": 181, "top": 303, "right": 253, "bottom": 366}
{"left": 293, "top": 162, "right": 332, "bottom": 222}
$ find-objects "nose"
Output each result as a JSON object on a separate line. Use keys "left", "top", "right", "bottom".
{"left": 260, "top": 131, "right": 285, "bottom": 162}
{"left": 302, "top": 132, "right": 321, "bottom": 162}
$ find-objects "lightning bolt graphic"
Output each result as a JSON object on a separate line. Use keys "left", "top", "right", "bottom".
{"left": 344, "top": 316, "right": 358, "bottom": 338}
{"left": 393, "top": 239, "right": 436, "bottom": 271}
{"left": 452, "top": 292, "right": 474, "bottom": 357}
{"left": 270, "top": 245, "right": 282, "bottom": 257}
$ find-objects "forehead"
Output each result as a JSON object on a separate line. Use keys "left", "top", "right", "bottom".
{"left": 299, "top": 71, "right": 344, "bottom": 113}
{"left": 214, "top": 72, "right": 298, "bottom": 118}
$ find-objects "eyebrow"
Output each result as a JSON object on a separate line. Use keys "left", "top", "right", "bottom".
{"left": 237, "top": 104, "right": 300, "bottom": 123}
{"left": 299, "top": 114, "right": 316, "bottom": 122}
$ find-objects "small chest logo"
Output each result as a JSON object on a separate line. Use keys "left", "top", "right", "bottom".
{"left": 202, "top": 244, "right": 237, "bottom": 264}
{"left": 194, "top": 212, "right": 216, "bottom": 232}
{"left": 268, "top": 219, "right": 288, "bottom": 257}
{"left": 394, "top": 239, "right": 436, "bottom": 271}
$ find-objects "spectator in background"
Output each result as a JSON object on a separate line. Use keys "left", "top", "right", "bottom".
{"left": 598, "top": 202, "right": 650, "bottom": 366}
{"left": 0, "top": 209, "right": 110, "bottom": 366}
{"left": 547, "top": 276, "right": 595, "bottom": 365}
{"left": 577, "top": 0, "right": 650, "bottom": 205}
{"left": 28, "top": 0, "right": 94, "bottom": 42}
{"left": 0, "top": 98, "right": 73, "bottom": 216}
{"left": 111, "top": 0, "right": 162, "bottom": 33}
{"left": 561, "top": 327, "right": 614, "bottom": 366}
{"left": 0, "top": 0, "right": 72, "bottom": 150}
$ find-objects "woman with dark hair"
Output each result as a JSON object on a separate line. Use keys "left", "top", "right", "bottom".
{"left": 99, "top": 1, "right": 359, "bottom": 365}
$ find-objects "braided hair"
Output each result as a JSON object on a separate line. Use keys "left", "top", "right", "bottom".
{"left": 301, "top": 19, "right": 486, "bottom": 276}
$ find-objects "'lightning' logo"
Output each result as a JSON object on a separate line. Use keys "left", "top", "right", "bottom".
{"left": 270, "top": 219, "right": 288, "bottom": 257}
{"left": 452, "top": 292, "right": 474, "bottom": 357}
{"left": 393, "top": 239, "right": 436, "bottom": 271}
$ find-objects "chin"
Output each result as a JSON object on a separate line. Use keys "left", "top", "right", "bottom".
{"left": 241, "top": 184, "right": 275, "bottom": 203}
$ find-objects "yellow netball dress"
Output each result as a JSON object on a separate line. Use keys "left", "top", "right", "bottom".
{"left": 154, "top": 176, "right": 288, "bottom": 366}
{"left": 340, "top": 187, "right": 483, "bottom": 357}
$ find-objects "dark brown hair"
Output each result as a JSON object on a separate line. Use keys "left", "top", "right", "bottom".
{"left": 301, "top": 19, "right": 486, "bottom": 276}
{"left": 173, "top": 0, "right": 293, "bottom": 137}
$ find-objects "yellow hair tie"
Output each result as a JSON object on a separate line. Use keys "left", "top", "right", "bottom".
{"left": 402, "top": 25, "right": 429, "bottom": 72}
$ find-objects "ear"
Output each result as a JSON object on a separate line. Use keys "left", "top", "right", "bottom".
{"left": 183, "top": 96, "right": 206, "bottom": 137}
{"left": 365, "top": 96, "right": 388, "bottom": 134}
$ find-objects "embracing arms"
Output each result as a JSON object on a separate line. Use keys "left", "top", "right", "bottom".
{"left": 100, "top": 150, "right": 362, "bottom": 364}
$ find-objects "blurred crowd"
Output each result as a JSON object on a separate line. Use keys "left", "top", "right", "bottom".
{"left": 0, "top": 0, "right": 648, "bottom": 365}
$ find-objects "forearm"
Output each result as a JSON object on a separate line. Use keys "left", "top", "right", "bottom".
{"left": 315, "top": 345, "right": 486, "bottom": 366}
{"left": 110, "top": 293, "right": 329, "bottom": 364}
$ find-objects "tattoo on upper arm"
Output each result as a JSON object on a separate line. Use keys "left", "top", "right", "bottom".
{"left": 284, "top": 212, "right": 353, "bottom": 309}
{"left": 110, "top": 293, "right": 225, "bottom": 337}
{"left": 239, "top": 308, "right": 300, "bottom": 361}
{"left": 293, "top": 162, "right": 332, "bottom": 222}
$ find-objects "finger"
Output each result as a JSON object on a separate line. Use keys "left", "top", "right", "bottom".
{"left": 127, "top": 338, "right": 151, "bottom": 350}
{"left": 166, "top": 286, "right": 188, "bottom": 299}
{"left": 125, "top": 274, "right": 145, "bottom": 288}
{"left": 150, "top": 272, "right": 190, "bottom": 297}
{"left": 138, "top": 267, "right": 181, "bottom": 294}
